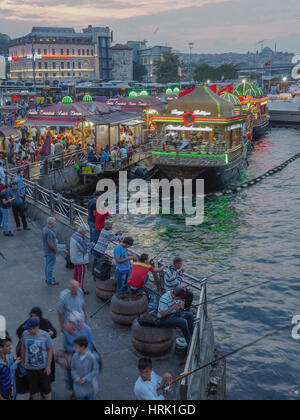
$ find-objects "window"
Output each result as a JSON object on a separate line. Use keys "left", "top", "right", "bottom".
{"left": 44, "top": 62, "right": 48, "bottom": 69}
{"left": 60, "top": 49, "right": 64, "bottom": 55}
{"left": 45, "top": 73, "right": 48, "bottom": 78}
{"left": 61, "top": 62, "right": 64, "bottom": 69}
{"left": 52, "top": 49, "right": 55, "bottom": 55}
{"left": 38, "top": 62, "right": 42, "bottom": 69}
{"left": 91, "top": 50, "right": 94, "bottom": 56}
{"left": 67, "top": 62, "right": 70, "bottom": 69}
{"left": 38, "top": 49, "right": 41, "bottom": 55}
{"left": 52, "top": 62, "right": 56, "bottom": 69}
{"left": 44, "top": 49, "right": 47, "bottom": 55}
{"left": 87, "top": 50, "right": 90, "bottom": 56}
{"left": 78, "top": 49, "right": 81, "bottom": 55}
{"left": 82, "top": 49, "right": 85, "bottom": 55}
{"left": 72, "top": 49, "right": 75, "bottom": 55}
{"left": 39, "top": 73, "right": 42, "bottom": 77}
{"left": 67, "top": 49, "right": 70, "bottom": 55}
{"left": 53, "top": 73, "right": 56, "bottom": 77}
{"left": 72, "top": 62, "right": 75, "bottom": 69}
{"left": 78, "top": 62, "right": 81, "bottom": 69}
{"left": 62, "top": 72, "right": 64, "bottom": 76}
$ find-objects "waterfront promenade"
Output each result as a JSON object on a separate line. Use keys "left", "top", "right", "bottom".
{"left": 0, "top": 217, "right": 181, "bottom": 400}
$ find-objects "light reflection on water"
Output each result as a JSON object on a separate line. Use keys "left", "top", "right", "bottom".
{"left": 112, "top": 127, "right": 300, "bottom": 400}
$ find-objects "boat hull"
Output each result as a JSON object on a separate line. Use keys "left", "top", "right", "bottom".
{"left": 156, "top": 146, "right": 248, "bottom": 192}
{"left": 253, "top": 120, "right": 269, "bottom": 140}
{"left": 269, "top": 110, "right": 300, "bottom": 125}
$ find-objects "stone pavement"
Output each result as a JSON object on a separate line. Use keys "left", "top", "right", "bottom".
{"left": 0, "top": 217, "right": 183, "bottom": 400}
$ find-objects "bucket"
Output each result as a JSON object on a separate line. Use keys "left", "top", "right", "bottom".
{"left": 175, "top": 337, "right": 188, "bottom": 354}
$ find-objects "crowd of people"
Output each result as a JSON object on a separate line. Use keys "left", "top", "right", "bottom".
{"left": 0, "top": 189, "right": 196, "bottom": 400}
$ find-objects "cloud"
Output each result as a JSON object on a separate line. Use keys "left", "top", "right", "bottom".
{"left": 0, "top": 0, "right": 299, "bottom": 52}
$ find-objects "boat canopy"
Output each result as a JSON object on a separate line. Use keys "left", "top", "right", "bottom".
{"left": 166, "top": 86, "right": 235, "bottom": 118}
{"left": 220, "top": 92, "right": 241, "bottom": 106}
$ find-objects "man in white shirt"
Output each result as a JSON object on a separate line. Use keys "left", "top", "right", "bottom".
{"left": 134, "top": 358, "right": 172, "bottom": 400}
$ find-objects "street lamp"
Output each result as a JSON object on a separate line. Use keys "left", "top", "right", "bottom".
{"left": 282, "top": 77, "right": 287, "bottom": 82}
{"left": 188, "top": 42, "right": 194, "bottom": 81}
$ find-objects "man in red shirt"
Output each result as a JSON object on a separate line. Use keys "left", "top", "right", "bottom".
{"left": 128, "top": 254, "right": 167, "bottom": 292}
{"left": 95, "top": 208, "right": 111, "bottom": 242}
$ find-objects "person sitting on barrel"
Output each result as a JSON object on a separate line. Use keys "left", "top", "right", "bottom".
{"left": 127, "top": 254, "right": 167, "bottom": 293}
{"left": 158, "top": 287, "right": 194, "bottom": 345}
{"left": 164, "top": 257, "right": 194, "bottom": 310}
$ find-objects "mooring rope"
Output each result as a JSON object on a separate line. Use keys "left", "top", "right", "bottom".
{"left": 207, "top": 152, "right": 300, "bottom": 197}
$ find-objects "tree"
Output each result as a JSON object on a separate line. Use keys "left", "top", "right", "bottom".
{"left": 154, "top": 52, "right": 181, "bottom": 83}
{"left": 216, "top": 64, "right": 238, "bottom": 80}
{"left": 193, "top": 63, "right": 218, "bottom": 82}
{"left": 133, "top": 62, "right": 148, "bottom": 82}
{"left": 193, "top": 62, "right": 238, "bottom": 82}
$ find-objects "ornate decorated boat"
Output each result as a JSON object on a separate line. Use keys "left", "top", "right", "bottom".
{"left": 234, "top": 82, "right": 269, "bottom": 140}
{"left": 150, "top": 86, "right": 251, "bottom": 191}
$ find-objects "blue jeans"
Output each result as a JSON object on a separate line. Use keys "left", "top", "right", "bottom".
{"left": 0, "top": 206, "right": 3, "bottom": 227}
{"left": 159, "top": 312, "right": 194, "bottom": 344}
{"left": 45, "top": 254, "right": 56, "bottom": 284}
{"left": 88, "top": 222, "right": 96, "bottom": 243}
{"left": 116, "top": 269, "right": 131, "bottom": 292}
{"left": 2, "top": 208, "right": 10, "bottom": 234}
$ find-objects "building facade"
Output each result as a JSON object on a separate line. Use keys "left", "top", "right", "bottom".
{"left": 127, "top": 40, "right": 147, "bottom": 63}
{"left": 82, "top": 25, "right": 112, "bottom": 81}
{"left": 8, "top": 26, "right": 113, "bottom": 83}
{"left": 138, "top": 45, "right": 172, "bottom": 82}
{"left": 111, "top": 44, "right": 133, "bottom": 81}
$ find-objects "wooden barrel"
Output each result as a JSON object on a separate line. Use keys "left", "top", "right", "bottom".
{"left": 131, "top": 318, "right": 174, "bottom": 356}
{"left": 95, "top": 277, "right": 116, "bottom": 301}
{"left": 110, "top": 292, "right": 149, "bottom": 326}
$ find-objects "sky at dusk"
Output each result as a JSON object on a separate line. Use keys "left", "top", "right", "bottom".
{"left": 0, "top": 0, "right": 299, "bottom": 53}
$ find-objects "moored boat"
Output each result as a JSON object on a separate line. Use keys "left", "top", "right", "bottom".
{"left": 234, "top": 82, "right": 269, "bottom": 140}
{"left": 150, "top": 86, "right": 250, "bottom": 191}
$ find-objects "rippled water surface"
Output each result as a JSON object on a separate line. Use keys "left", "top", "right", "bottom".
{"left": 112, "top": 127, "right": 300, "bottom": 400}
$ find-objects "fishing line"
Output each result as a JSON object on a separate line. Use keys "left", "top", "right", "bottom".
{"left": 159, "top": 324, "right": 291, "bottom": 391}
{"left": 193, "top": 279, "right": 272, "bottom": 310}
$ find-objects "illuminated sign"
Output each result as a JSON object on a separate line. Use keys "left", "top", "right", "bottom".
{"left": 166, "top": 125, "right": 213, "bottom": 132}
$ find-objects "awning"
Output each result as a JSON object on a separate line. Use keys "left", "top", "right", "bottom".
{"left": 0, "top": 126, "right": 19, "bottom": 137}
{"left": 24, "top": 117, "right": 80, "bottom": 127}
{"left": 86, "top": 111, "right": 143, "bottom": 126}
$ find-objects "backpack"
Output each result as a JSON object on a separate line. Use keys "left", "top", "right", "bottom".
{"left": 93, "top": 255, "right": 112, "bottom": 281}
{"left": 137, "top": 314, "right": 162, "bottom": 328}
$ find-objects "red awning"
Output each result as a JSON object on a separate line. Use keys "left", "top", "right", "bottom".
{"left": 24, "top": 117, "right": 81, "bottom": 127}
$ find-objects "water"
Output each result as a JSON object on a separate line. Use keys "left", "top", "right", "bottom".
{"left": 112, "top": 127, "right": 300, "bottom": 400}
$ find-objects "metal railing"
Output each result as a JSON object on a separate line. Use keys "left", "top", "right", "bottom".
{"left": 6, "top": 172, "right": 89, "bottom": 229}
{"left": 6, "top": 149, "right": 89, "bottom": 181}
{"left": 180, "top": 282, "right": 208, "bottom": 400}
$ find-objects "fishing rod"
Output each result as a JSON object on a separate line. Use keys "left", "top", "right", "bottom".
{"left": 158, "top": 324, "right": 291, "bottom": 392}
{"left": 90, "top": 298, "right": 112, "bottom": 319}
{"left": 193, "top": 279, "right": 272, "bottom": 310}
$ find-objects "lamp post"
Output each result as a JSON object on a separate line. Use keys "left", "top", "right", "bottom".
{"left": 188, "top": 42, "right": 194, "bottom": 82}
